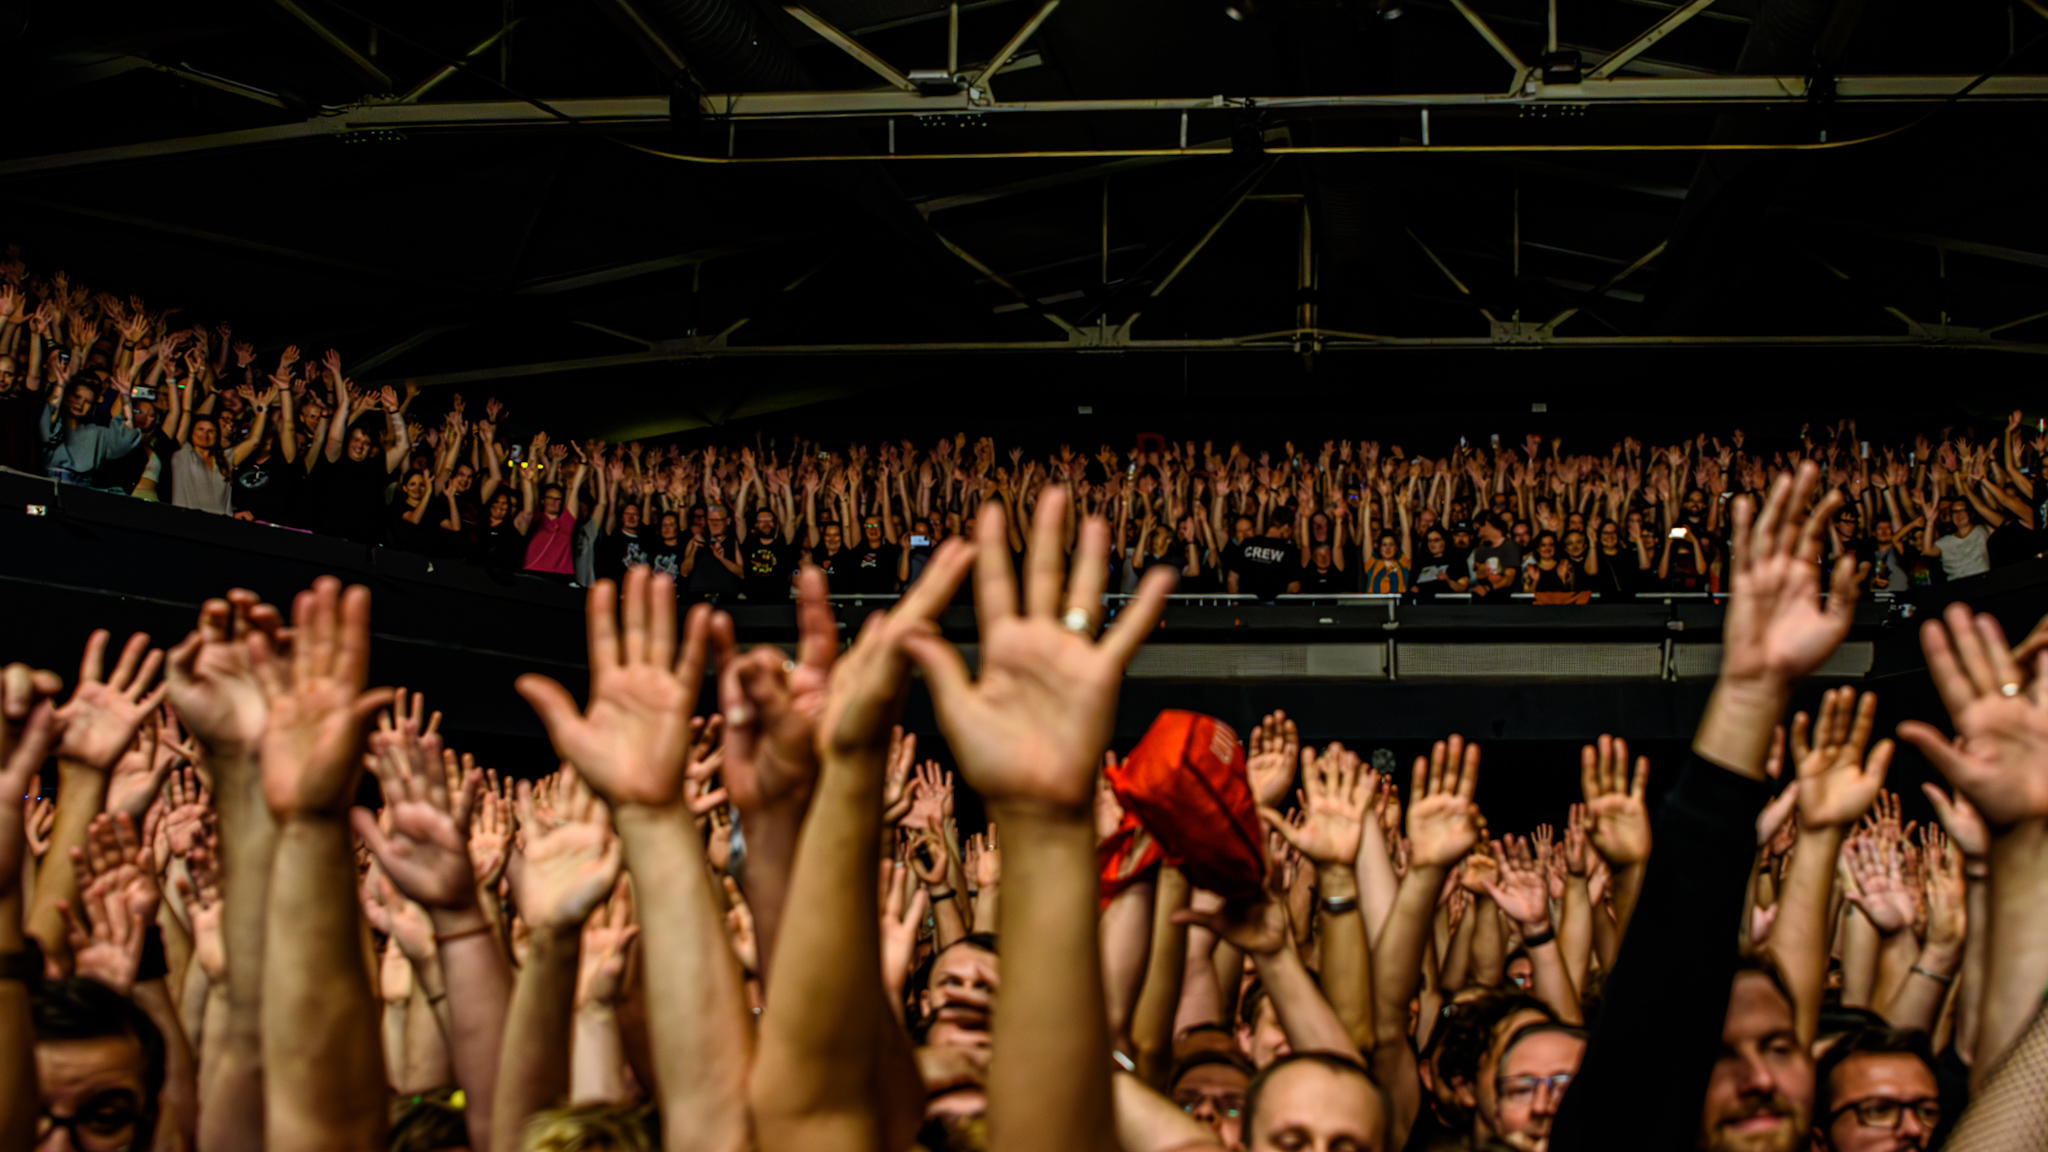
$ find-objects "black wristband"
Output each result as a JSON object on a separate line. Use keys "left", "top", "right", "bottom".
{"left": 136, "top": 924, "right": 169, "bottom": 984}
{"left": 1519, "top": 925, "right": 1557, "bottom": 949}
{"left": 926, "top": 888, "right": 957, "bottom": 903}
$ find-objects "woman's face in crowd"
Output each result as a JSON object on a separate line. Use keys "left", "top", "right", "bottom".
{"left": 1563, "top": 531, "right": 1587, "bottom": 560}
{"left": 660, "top": 513, "right": 680, "bottom": 542}
{"left": 1599, "top": 522, "right": 1620, "bottom": 551}
{"left": 1566, "top": 511, "right": 1584, "bottom": 533}
{"left": 1425, "top": 531, "right": 1446, "bottom": 557}
{"left": 1377, "top": 534, "right": 1399, "bottom": 560}
{"left": 1535, "top": 534, "right": 1557, "bottom": 559}
{"left": 0, "top": 355, "right": 16, "bottom": 391}
{"left": 1873, "top": 519, "right": 1893, "bottom": 544}
{"left": 346, "top": 426, "right": 376, "bottom": 462}
{"left": 403, "top": 472, "right": 430, "bottom": 504}
{"left": 450, "top": 464, "right": 474, "bottom": 494}
{"left": 1310, "top": 513, "right": 1330, "bottom": 543}
{"left": 1178, "top": 517, "right": 1198, "bottom": 543}
{"left": 542, "top": 486, "right": 564, "bottom": 516}
{"left": 487, "top": 492, "right": 512, "bottom": 522}
{"left": 65, "top": 383, "right": 97, "bottom": 418}
{"left": 621, "top": 502, "right": 642, "bottom": 530}
{"left": 191, "top": 418, "right": 219, "bottom": 450}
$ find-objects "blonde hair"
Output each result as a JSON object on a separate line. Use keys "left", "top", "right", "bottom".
{"left": 519, "top": 1103, "right": 656, "bottom": 1152}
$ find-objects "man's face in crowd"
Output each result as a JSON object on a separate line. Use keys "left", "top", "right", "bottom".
{"left": 1238, "top": 996, "right": 1290, "bottom": 1070}
{"left": 621, "top": 502, "right": 642, "bottom": 531}
{"left": 1489, "top": 1030, "right": 1584, "bottom": 1151}
{"left": 65, "top": 383, "right": 97, "bottom": 419}
{"left": 1683, "top": 491, "right": 1708, "bottom": 521}
{"left": 1173, "top": 1062, "right": 1248, "bottom": 1147}
{"left": 35, "top": 1032, "right": 149, "bottom": 1152}
{"left": 1310, "top": 513, "right": 1331, "bottom": 543}
{"left": 863, "top": 518, "right": 884, "bottom": 546}
{"left": 1699, "top": 972, "right": 1811, "bottom": 1152}
{"left": 1563, "top": 531, "right": 1587, "bottom": 560}
{"left": 690, "top": 506, "right": 706, "bottom": 535}
{"left": 823, "top": 523, "right": 842, "bottom": 551}
{"left": 1819, "top": 1052, "right": 1939, "bottom": 1152}
{"left": 1313, "top": 543, "right": 1334, "bottom": 568}
{"left": 1424, "top": 531, "right": 1447, "bottom": 557}
{"left": 1416, "top": 508, "right": 1438, "bottom": 536}
{"left": 754, "top": 511, "right": 775, "bottom": 539}
{"left": 1247, "top": 1060, "right": 1385, "bottom": 1152}
{"left": 1511, "top": 522, "right": 1532, "bottom": 548}
{"left": 1267, "top": 518, "right": 1292, "bottom": 540}
{"left": 659, "top": 513, "right": 680, "bottom": 543}
{"left": 345, "top": 426, "right": 376, "bottom": 462}
{"left": 1948, "top": 505, "right": 1971, "bottom": 533}
{"left": 1453, "top": 527, "right": 1473, "bottom": 550}
{"left": 705, "top": 507, "right": 727, "bottom": 538}
{"left": 1504, "top": 955, "right": 1533, "bottom": 990}
{"left": 1469, "top": 1006, "right": 1549, "bottom": 1143}
{"left": 922, "top": 943, "right": 998, "bottom": 1049}
{"left": 1873, "top": 520, "right": 1893, "bottom": 545}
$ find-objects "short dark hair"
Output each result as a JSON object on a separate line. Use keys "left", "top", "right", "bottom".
{"left": 34, "top": 976, "right": 167, "bottom": 1135}
{"left": 1430, "top": 991, "right": 1550, "bottom": 1088}
{"left": 1241, "top": 1051, "right": 1379, "bottom": 1141}
{"left": 389, "top": 1087, "right": 470, "bottom": 1152}
{"left": 1170, "top": 1048, "right": 1254, "bottom": 1091}
{"left": 1813, "top": 1025, "right": 1935, "bottom": 1123}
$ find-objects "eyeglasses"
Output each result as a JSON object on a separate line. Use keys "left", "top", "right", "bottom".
{"left": 1832, "top": 1097, "right": 1940, "bottom": 1130}
{"left": 1497, "top": 1073, "right": 1572, "bottom": 1104}
{"left": 38, "top": 1095, "right": 143, "bottom": 1151}
{"left": 1175, "top": 1090, "right": 1244, "bottom": 1118}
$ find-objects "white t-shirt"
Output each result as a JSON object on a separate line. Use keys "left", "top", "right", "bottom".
{"left": 170, "top": 446, "right": 233, "bottom": 515}
{"left": 1936, "top": 526, "right": 1990, "bottom": 580}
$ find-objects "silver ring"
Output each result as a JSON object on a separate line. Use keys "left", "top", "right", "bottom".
{"left": 2002, "top": 682, "right": 2021, "bottom": 697}
{"left": 783, "top": 659, "right": 798, "bottom": 674}
{"left": 1060, "top": 609, "right": 1093, "bottom": 635}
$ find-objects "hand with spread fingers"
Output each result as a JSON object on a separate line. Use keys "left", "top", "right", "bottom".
{"left": 255, "top": 577, "right": 393, "bottom": 821}
{"left": 1246, "top": 711, "right": 1301, "bottom": 809}
{"left": 56, "top": 629, "right": 167, "bottom": 772}
{"left": 1261, "top": 743, "right": 1369, "bottom": 868}
{"left": 1897, "top": 601, "right": 2048, "bottom": 829}
{"left": 1579, "top": 734, "right": 1651, "bottom": 869}
{"left": 1406, "top": 736, "right": 1482, "bottom": 871}
{"left": 512, "top": 770, "right": 622, "bottom": 933}
{"left": 1790, "top": 688, "right": 1892, "bottom": 831}
{"left": 350, "top": 710, "right": 480, "bottom": 911}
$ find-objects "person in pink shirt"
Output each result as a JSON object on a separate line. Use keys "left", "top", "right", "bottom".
{"left": 518, "top": 456, "right": 584, "bottom": 580}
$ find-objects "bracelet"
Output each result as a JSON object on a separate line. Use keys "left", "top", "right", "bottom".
{"left": 1319, "top": 894, "right": 1359, "bottom": 916}
{"left": 433, "top": 923, "right": 495, "bottom": 946}
{"left": 1911, "top": 965, "right": 1955, "bottom": 986}
{"left": 1519, "top": 925, "right": 1557, "bottom": 949}
{"left": 926, "top": 888, "right": 957, "bottom": 902}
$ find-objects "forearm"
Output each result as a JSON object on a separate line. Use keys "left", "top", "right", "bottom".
{"left": 1355, "top": 825, "right": 1398, "bottom": 944}
{"left": 1975, "top": 823, "right": 2048, "bottom": 1090}
{"left": 490, "top": 927, "right": 580, "bottom": 1152}
{"left": 1958, "top": 874, "right": 1989, "bottom": 1064}
{"left": 1469, "top": 898, "right": 1506, "bottom": 988}
{"left": 134, "top": 978, "right": 198, "bottom": 1151}
{"left": 1882, "top": 941, "right": 1960, "bottom": 1033}
{"left": 1132, "top": 868, "right": 1189, "bottom": 1089}
{"left": 1840, "top": 907, "right": 1880, "bottom": 1008}
{"left": 616, "top": 807, "right": 753, "bottom": 1152}
{"left": 1524, "top": 937, "right": 1584, "bottom": 1025}
{"left": 990, "top": 806, "right": 1118, "bottom": 1152}
{"left": 1559, "top": 876, "right": 1593, "bottom": 996}
{"left": 1775, "top": 826, "right": 1844, "bottom": 1044}
{"left": 1871, "top": 924, "right": 1920, "bottom": 1015}
{"left": 430, "top": 901, "right": 515, "bottom": 1152}
{"left": 26, "top": 761, "right": 106, "bottom": 961}
{"left": 1099, "top": 879, "right": 1155, "bottom": 1049}
{"left": 1112, "top": 1072, "right": 1226, "bottom": 1152}
{"left": 262, "top": 817, "right": 385, "bottom": 1152}
{"left": 571, "top": 1005, "right": 630, "bottom": 1104}
{"left": 1315, "top": 866, "right": 1374, "bottom": 1050}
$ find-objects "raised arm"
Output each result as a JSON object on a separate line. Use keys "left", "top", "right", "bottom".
{"left": 515, "top": 571, "right": 752, "bottom": 1152}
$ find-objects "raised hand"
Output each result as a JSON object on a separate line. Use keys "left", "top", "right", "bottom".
{"left": 1897, "top": 602, "right": 2048, "bottom": 829}
{"left": 880, "top": 725, "right": 916, "bottom": 825}
{"left": 512, "top": 769, "right": 621, "bottom": 932}
{"left": 1580, "top": 734, "right": 1651, "bottom": 868}
{"left": 166, "top": 591, "right": 285, "bottom": 758}
{"left": 711, "top": 566, "right": 833, "bottom": 822}
{"left": 1841, "top": 832, "right": 1916, "bottom": 935}
{"left": 1719, "top": 462, "right": 1864, "bottom": 692}
{"left": 61, "top": 869, "right": 150, "bottom": 995}
{"left": 1481, "top": 837, "right": 1552, "bottom": 933}
{"left": 1920, "top": 831, "right": 1966, "bottom": 950}
{"left": 1245, "top": 711, "right": 1300, "bottom": 808}
{"left": 898, "top": 486, "right": 1174, "bottom": 815}
{"left": 576, "top": 878, "right": 638, "bottom": 1008}
{"left": 0, "top": 666, "right": 62, "bottom": 884}
{"left": 349, "top": 709, "right": 478, "bottom": 910}
{"left": 878, "top": 862, "right": 929, "bottom": 1004}
{"left": 466, "top": 781, "right": 512, "bottom": 892}
{"left": 178, "top": 843, "right": 227, "bottom": 985}
{"left": 1919, "top": 783, "right": 1989, "bottom": 860}
{"left": 56, "top": 630, "right": 165, "bottom": 771}
{"left": 255, "top": 578, "right": 391, "bottom": 819}
{"left": 1405, "top": 735, "right": 1481, "bottom": 869}
{"left": 105, "top": 716, "right": 171, "bottom": 819}
{"left": 1261, "top": 743, "right": 1368, "bottom": 867}
{"left": 516, "top": 568, "right": 712, "bottom": 808}
{"left": 1790, "top": 687, "right": 1891, "bottom": 830}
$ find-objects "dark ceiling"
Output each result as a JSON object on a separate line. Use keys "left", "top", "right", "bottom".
{"left": 0, "top": 0, "right": 2044, "bottom": 439}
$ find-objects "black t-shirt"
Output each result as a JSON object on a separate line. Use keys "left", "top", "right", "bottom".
{"left": 472, "top": 519, "right": 528, "bottom": 571}
{"left": 387, "top": 500, "right": 458, "bottom": 556}
{"left": 1298, "top": 560, "right": 1349, "bottom": 593}
{"left": 838, "top": 544, "right": 902, "bottom": 594}
{"left": 644, "top": 537, "right": 685, "bottom": 584}
{"left": 1585, "top": 546, "right": 1638, "bottom": 597}
{"left": 812, "top": 544, "right": 849, "bottom": 589}
{"left": 1988, "top": 519, "right": 2042, "bottom": 569}
{"left": 232, "top": 452, "right": 305, "bottom": 523}
{"left": 1409, "top": 553, "right": 1463, "bottom": 596}
{"left": 740, "top": 537, "right": 804, "bottom": 602}
{"left": 1230, "top": 536, "right": 1300, "bottom": 599}
{"left": 594, "top": 529, "right": 651, "bottom": 582}
{"left": 0, "top": 391, "right": 42, "bottom": 475}
{"left": 308, "top": 455, "right": 394, "bottom": 544}
{"left": 687, "top": 532, "right": 743, "bottom": 597}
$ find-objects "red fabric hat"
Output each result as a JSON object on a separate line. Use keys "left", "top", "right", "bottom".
{"left": 1106, "top": 711, "right": 1266, "bottom": 902}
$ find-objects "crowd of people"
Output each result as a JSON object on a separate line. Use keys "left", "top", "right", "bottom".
{"left": 4, "top": 462, "right": 2048, "bottom": 1152}
{"left": 3, "top": 262, "right": 2043, "bottom": 603}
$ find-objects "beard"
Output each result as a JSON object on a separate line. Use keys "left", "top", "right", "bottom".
{"left": 1703, "top": 1093, "right": 1802, "bottom": 1152}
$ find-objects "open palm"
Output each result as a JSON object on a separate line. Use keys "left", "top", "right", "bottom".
{"left": 1720, "top": 464, "right": 1862, "bottom": 687}
{"left": 517, "top": 817, "right": 621, "bottom": 932}
{"left": 1792, "top": 687, "right": 1890, "bottom": 829}
{"left": 57, "top": 630, "right": 165, "bottom": 771}
{"left": 166, "top": 592, "right": 280, "bottom": 756}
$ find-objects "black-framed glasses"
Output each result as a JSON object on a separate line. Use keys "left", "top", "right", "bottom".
{"left": 1831, "top": 1097, "right": 1940, "bottom": 1130}
{"left": 38, "top": 1094, "right": 143, "bottom": 1152}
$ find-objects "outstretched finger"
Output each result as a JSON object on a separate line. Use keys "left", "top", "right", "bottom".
{"left": 1100, "top": 566, "right": 1176, "bottom": 670}
{"left": 972, "top": 501, "right": 1018, "bottom": 628}
{"left": 1024, "top": 486, "right": 1068, "bottom": 619}
{"left": 587, "top": 579, "right": 622, "bottom": 672}
{"left": 794, "top": 566, "right": 836, "bottom": 674}
{"left": 1943, "top": 603, "right": 2000, "bottom": 702}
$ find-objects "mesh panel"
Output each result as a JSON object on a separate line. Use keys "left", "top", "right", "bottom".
{"left": 1125, "top": 644, "right": 1388, "bottom": 679}
{"left": 1395, "top": 643, "right": 1664, "bottom": 679}
{"left": 1671, "top": 642, "right": 1873, "bottom": 679}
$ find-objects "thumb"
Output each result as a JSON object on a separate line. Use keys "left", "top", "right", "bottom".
{"left": 515, "top": 674, "right": 584, "bottom": 749}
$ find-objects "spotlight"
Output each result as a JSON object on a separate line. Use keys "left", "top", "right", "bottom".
{"left": 1376, "top": 0, "right": 1404, "bottom": 18}
{"left": 1223, "top": 0, "right": 1260, "bottom": 21}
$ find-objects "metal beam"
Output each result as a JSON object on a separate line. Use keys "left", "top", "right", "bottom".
{"left": 6, "top": 77, "right": 2048, "bottom": 176}
{"left": 781, "top": 6, "right": 916, "bottom": 91}
{"left": 1586, "top": 0, "right": 1721, "bottom": 81}
{"left": 931, "top": 233, "right": 1077, "bottom": 334}
{"left": 366, "top": 328, "right": 2048, "bottom": 386}
{"left": 399, "top": 19, "right": 524, "bottom": 103}
{"left": 264, "top": 0, "right": 396, "bottom": 92}
{"left": 1444, "top": 0, "right": 1526, "bottom": 74}
{"left": 513, "top": 235, "right": 818, "bottom": 295}
{"left": 1545, "top": 238, "right": 1666, "bottom": 329}
{"left": 587, "top": 0, "right": 700, "bottom": 85}
{"left": 969, "top": 0, "right": 1060, "bottom": 89}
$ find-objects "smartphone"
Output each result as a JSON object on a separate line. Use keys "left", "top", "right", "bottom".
{"left": 910, "top": 535, "right": 929, "bottom": 548}
{"left": 1490, "top": 434, "right": 1500, "bottom": 448}
{"left": 1460, "top": 436, "right": 1467, "bottom": 448}
{"left": 1908, "top": 452, "right": 1916, "bottom": 464}
{"left": 1669, "top": 528, "right": 1686, "bottom": 539}
{"left": 133, "top": 385, "right": 157, "bottom": 401}
{"left": 1860, "top": 441, "right": 1870, "bottom": 458}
